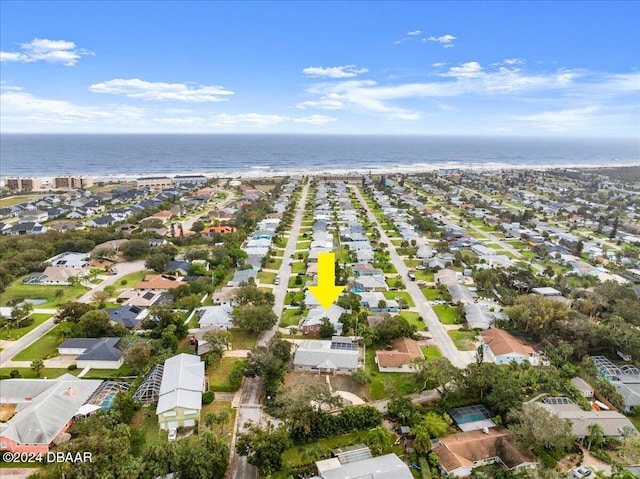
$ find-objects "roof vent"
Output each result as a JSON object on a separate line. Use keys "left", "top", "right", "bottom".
{"left": 66, "top": 387, "right": 74, "bottom": 397}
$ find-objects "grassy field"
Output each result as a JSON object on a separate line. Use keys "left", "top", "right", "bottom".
{"left": 384, "top": 291, "right": 415, "bottom": 307}
{"left": 229, "top": 329, "right": 258, "bottom": 350}
{"left": 0, "top": 194, "right": 42, "bottom": 207}
{"left": 11, "top": 322, "right": 74, "bottom": 361}
{"left": 288, "top": 275, "right": 309, "bottom": 288}
{"left": 421, "top": 346, "right": 442, "bottom": 360}
{"left": 281, "top": 308, "right": 304, "bottom": 328}
{"left": 82, "top": 365, "right": 135, "bottom": 378}
{"left": 365, "top": 349, "right": 418, "bottom": 400}
{"left": 264, "top": 258, "right": 283, "bottom": 270}
{"left": 433, "top": 305, "right": 459, "bottom": 324}
{"left": 1, "top": 282, "right": 86, "bottom": 308}
{"left": 0, "top": 313, "right": 53, "bottom": 341}
{"left": 130, "top": 406, "right": 167, "bottom": 448}
{"left": 448, "top": 329, "right": 478, "bottom": 351}
{"left": 291, "top": 261, "right": 306, "bottom": 274}
{"left": 208, "top": 358, "right": 245, "bottom": 391}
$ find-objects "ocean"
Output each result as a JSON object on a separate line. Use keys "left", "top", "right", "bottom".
{"left": 1, "top": 134, "right": 638, "bottom": 180}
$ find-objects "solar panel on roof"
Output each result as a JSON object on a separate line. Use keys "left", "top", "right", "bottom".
{"left": 542, "top": 397, "right": 573, "bottom": 405}
{"left": 330, "top": 341, "right": 357, "bottom": 351}
{"left": 335, "top": 447, "right": 373, "bottom": 464}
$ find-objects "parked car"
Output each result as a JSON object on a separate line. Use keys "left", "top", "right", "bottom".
{"left": 168, "top": 428, "right": 177, "bottom": 441}
{"left": 274, "top": 277, "right": 280, "bottom": 285}
{"left": 416, "top": 265, "right": 427, "bottom": 270}
{"left": 573, "top": 467, "right": 592, "bottom": 478}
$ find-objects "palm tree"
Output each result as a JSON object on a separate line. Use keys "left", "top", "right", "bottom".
{"left": 31, "top": 359, "right": 44, "bottom": 378}
{"left": 586, "top": 422, "right": 604, "bottom": 450}
{"left": 54, "top": 289, "right": 64, "bottom": 304}
{"left": 216, "top": 410, "right": 230, "bottom": 435}
{"left": 204, "top": 412, "right": 217, "bottom": 430}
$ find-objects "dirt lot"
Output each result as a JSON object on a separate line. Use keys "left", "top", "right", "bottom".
{"left": 282, "top": 371, "right": 367, "bottom": 402}
{"left": 0, "top": 403, "right": 16, "bottom": 421}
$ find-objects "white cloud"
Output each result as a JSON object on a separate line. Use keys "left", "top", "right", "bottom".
{"left": 407, "top": 30, "right": 422, "bottom": 36}
{"left": 302, "top": 65, "right": 368, "bottom": 79}
{"left": 432, "top": 62, "right": 447, "bottom": 68}
{"left": 0, "top": 38, "right": 94, "bottom": 66}
{"left": 503, "top": 58, "right": 524, "bottom": 65}
{"left": 292, "top": 114, "right": 337, "bottom": 124}
{"left": 442, "top": 61, "right": 483, "bottom": 78}
{"left": 89, "top": 79, "right": 234, "bottom": 102}
{"left": 427, "top": 34, "right": 457, "bottom": 47}
{"left": 512, "top": 105, "right": 602, "bottom": 131}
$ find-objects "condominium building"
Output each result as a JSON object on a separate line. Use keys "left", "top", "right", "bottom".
{"left": 4, "top": 177, "right": 42, "bottom": 192}
{"left": 53, "top": 176, "right": 94, "bottom": 190}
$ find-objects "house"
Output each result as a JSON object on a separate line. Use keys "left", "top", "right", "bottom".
{"left": 5, "top": 222, "right": 47, "bottom": 235}
{"left": 0, "top": 374, "right": 102, "bottom": 454}
{"left": 300, "top": 305, "right": 345, "bottom": 336}
{"left": 463, "top": 303, "right": 496, "bottom": 330}
{"left": 571, "top": 377, "right": 595, "bottom": 399}
{"left": 481, "top": 328, "right": 540, "bottom": 366}
{"left": 534, "top": 397, "right": 638, "bottom": 438}
{"left": 357, "top": 292, "right": 399, "bottom": 312}
{"left": 116, "top": 290, "right": 164, "bottom": 307}
{"left": 165, "top": 260, "right": 190, "bottom": 275}
{"left": 135, "top": 274, "right": 183, "bottom": 292}
{"left": 230, "top": 269, "right": 258, "bottom": 287}
{"left": 156, "top": 354, "right": 205, "bottom": 430}
{"left": 47, "top": 252, "right": 90, "bottom": 269}
{"left": 315, "top": 452, "right": 412, "bottom": 479}
{"left": 375, "top": 337, "right": 424, "bottom": 372}
{"left": 352, "top": 275, "right": 388, "bottom": 292}
{"left": 433, "top": 427, "right": 535, "bottom": 478}
{"left": 448, "top": 283, "right": 477, "bottom": 304}
{"left": 86, "top": 215, "right": 118, "bottom": 228}
{"left": 58, "top": 338, "right": 124, "bottom": 369}
{"left": 105, "top": 305, "right": 149, "bottom": 329}
{"left": 435, "top": 269, "right": 458, "bottom": 285}
{"left": 351, "top": 263, "right": 384, "bottom": 277}
{"left": 196, "top": 305, "right": 233, "bottom": 330}
{"left": 293, "top": 336, "right": 360, "bottom": 375}
{"left": 591, "top": 356, "right": 640, "bottom": 413}
{"left": 36, "top": 266, "right": 90, "bottom": 285}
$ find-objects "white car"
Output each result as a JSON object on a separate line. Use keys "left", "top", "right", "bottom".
{"left": 168, "top": 428, "right": 177, "bottom": 441}
{"left": 274, "top": 277, "right": 280, "bottom": 285}
{"left": 573, "top": 467, "right": 592, "bottom": 478}
{"left": 416, "top": 265, "right": 427, "bottom": 270}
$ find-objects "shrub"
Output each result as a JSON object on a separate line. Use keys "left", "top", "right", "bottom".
{"left": 9, "top": 369, "right": 21, "bottom": 378}
{"left": 202, "top": 390, "right": 215, "bottom": 404}
{"left": 67, "top": 364, "right": 77, "bottom": 371}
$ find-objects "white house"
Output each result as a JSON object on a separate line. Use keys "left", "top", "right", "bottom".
{"left": 156, "top": 354, "right": 205, "bottom": 430}
{"left": 480, "top": 328, "right": 540, "bottom": 366}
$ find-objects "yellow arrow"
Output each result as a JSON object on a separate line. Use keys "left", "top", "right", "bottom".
{"left": 308, "top": 252, "right": 345, "bottom": 310}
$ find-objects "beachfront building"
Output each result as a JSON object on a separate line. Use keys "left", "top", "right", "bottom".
{"left": 4, "top": 177, "right": 42, "bottom": 192}
{"left": 53, "top": 176, "right": 94, "bottom": 190}
{"left": 136, "top": 176, "right": 173, "bottom": 189}
{"left": 173, "top": 175, "right": 207, "bottom": 186}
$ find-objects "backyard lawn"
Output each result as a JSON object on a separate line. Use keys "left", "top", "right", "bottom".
{"left": 0, "top": 367, "right": 79, "bottom": 379}
{"left": 208, "top": 358, "right": 245, "bottom": 392}
{"left": 365, "top": 349, "right": 417, "bottom": 400}
{"left": 0, "top": 313, "right": 53, "bottom": 340}
{"left": 229, "top": 329, "right": 258, "bottom": 350}
{"left": 265, "top": 258, "right": 283, "bottom": 270}
{"left": 11, "top": 322, "right": 74, "bottom": 361}
{"left": 82, "top": 365, "right": 135, "bottom": 378}
{"left": 432, "top": 305, "right": 459, "bottom": 324}
{"left": 1, "top": 282, "right": 87, "bottom": 308}
{"left": 200, "top": 400, "right": 236, "bottom": 443}
{"left": 448, "top": 329, "right": 478, "bottom": 351}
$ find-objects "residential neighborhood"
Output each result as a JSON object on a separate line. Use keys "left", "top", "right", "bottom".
{"left": 0, "top": 168, "right": 639, "bottom": 479}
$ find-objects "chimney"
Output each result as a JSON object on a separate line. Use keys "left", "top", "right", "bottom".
{"left": 66, "top": 387, "right": 74, "bottom": 397}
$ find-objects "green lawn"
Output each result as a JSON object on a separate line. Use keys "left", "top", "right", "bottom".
{"left": 414, "top": 271, "right": 434, "bottom": 282}
{"left": 448, "top": 329, "right": 478, "bottom": 351}
{"left": 200, "top": 401, "right": 236, "bottom": 443}
{"left": 421, "top": 288, "right": 440, "bottom": 301}
{"left": 208, "top": 358, "right": 245, "bottom": 391}
{"left": 291, "top": 261, "right": 306, "bottom": 274}
{"left": 421, "top": 346, "right": 442, "bottom": 360}
{"left": 115, "top": 269, "right": 151, "bottom": 288}
{"left": 0, "top": 367, "right": 79, "bottom": 379}
{"left": 11, "top": 322, "right": 75, "bottom": 361}
{"left": 281, "top": 308, "right": 304, "bottom": 328}
{"left": 265, "top": 258, "right": 283, "bottom": 270}
{"left": 399, "top": 311, "right": 424, "bottom": 331}
{"left": 433, "top": 305, "right": 459, "bottom": 324}
{"left": 384, "top": 291, "right": 415, "bottom": 307}
{"left": 257, "top": 271, "right": 277, "bottom": 284}
{"left": 1, "top": 282, "right": 86, "bottom": 308}
{"left": 229, "top": 329, "right": 258, "bottom": 350}
{"left": 295, "top": 240, "right": 311, "bottom": 250}
{"left": 82, "top": 365, "right": 135, "bottom": 378}
{"left": 289, "top": 275, "right": 309, "bottom": 288}
{"left": 278, "top": 429, "right": 393, "bottom": 474}
{"left": 130, "top": 406, "right": 166, "bottom": 448}
{"left": 404, "top": 259, "right": 422, "bottom": 268}
{"left": 0, "top": 313, "right": 53, "bottom": 340}
{"left": 365, "top": 349, "right": 418, "bottom": 400}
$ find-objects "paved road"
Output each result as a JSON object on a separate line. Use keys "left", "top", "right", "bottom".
{"left": 351, "top": 185, "right": 472, "bottom": 369}
{"left": 230, "top": 182, "right": 309, "bottom": 479}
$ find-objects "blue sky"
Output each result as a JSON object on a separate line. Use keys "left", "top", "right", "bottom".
{"left": 1, "top": 1, "right": 639, "bottom": 136}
